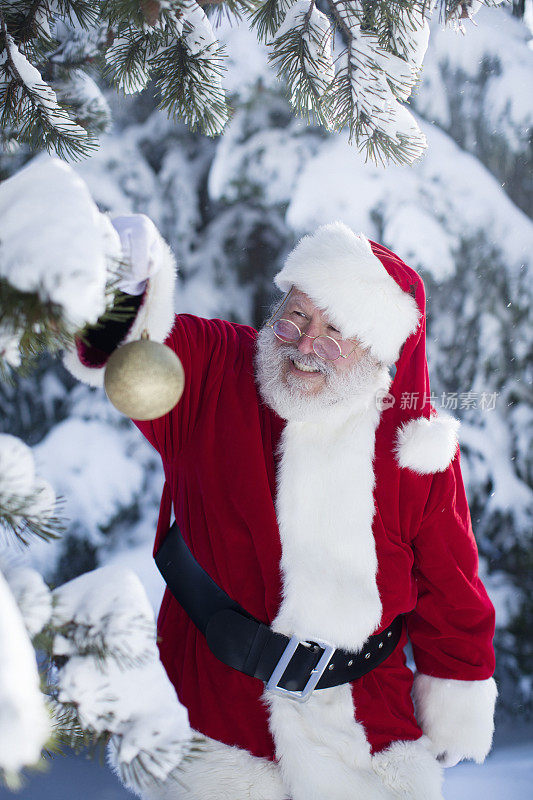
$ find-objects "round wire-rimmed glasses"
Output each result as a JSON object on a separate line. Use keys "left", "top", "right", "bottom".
{"left": 269, "top": 318, "right": 357, "bottom": 362}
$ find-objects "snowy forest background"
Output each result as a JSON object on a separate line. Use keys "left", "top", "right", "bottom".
{"left": 0, "top": 0, "right": 532, "bottom": 796}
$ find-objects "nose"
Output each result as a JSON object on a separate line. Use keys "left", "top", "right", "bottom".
{"left": 296, "top": 320, "right": 320, "bottom": 356}
{"left": 297, "top": 334, "right": 314, "bottom": 356}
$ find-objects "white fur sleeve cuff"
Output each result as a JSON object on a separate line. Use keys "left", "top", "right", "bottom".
{"left": 63, "top": 239, "right": 177, "bottom": 388}
{"left": 413, "top": 673, "right": 497, "bottom": 765}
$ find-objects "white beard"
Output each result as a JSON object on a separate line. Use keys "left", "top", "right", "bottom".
{"left": 254, "top": 326, "right": 387, "bottom": 423}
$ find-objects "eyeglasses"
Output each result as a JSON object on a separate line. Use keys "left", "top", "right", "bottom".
{"left": 269, "top": 318, "right": 357, "bottom": 362}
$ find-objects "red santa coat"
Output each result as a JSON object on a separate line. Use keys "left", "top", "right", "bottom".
{"left": 133, "top": 311, "right": 495, "bottom": 752}
{"left": 67, "top": 230, "right": 496, "bottom": 800}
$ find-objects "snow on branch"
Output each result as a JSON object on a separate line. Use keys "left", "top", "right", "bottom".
{"left": 50, "top": 566, "right": 195, "bottom": 793}
{"left": 0, "top": 23, "right": 93, "bottom": 160}
{"left": 53, "top": 566, "right": 156, "bottom": 666}
{"left": 154, "top": 1, "right": 230, "bottom": 135}
{"left": 269, "top": 0, "right": 334, "bottom": 125}
{"left": 0, "top": 433, "right": 59, "bottom": 546}
{"left": 349, "top": 0, "right": 428, "bottom": 65}
{"left": 5, "top": 566, "right": 53, "bottom": 640}
{"left": 0, "top": 157, "right": 121, "bottom": 373}
{"left": 324, "top": 0, "right": 428, "bottom": 164}
{"left": 105, "top": 0, "right": 229, "bottom": 136}
{"left": 54, "top": 69, "right": 112, "bottom": 132}
{"left": 0, "top": 562, "right": 196, "bottom": 791}
{"left": 104, "top": 27, "right": 159, "bottom": 95}
{"left": 0, "top": 569, "right": 51, "bottom": 789}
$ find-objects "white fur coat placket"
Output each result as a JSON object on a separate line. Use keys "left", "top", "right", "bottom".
{"left": 265, "top": 373, "right": 443, "bottom": 800}
{"left": 266, "top": 372, "right": 388, "bottom": 800}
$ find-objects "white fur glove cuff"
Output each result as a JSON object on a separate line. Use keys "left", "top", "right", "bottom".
{"left": 112, "top": 213, "right": 165, "bottom": 295}
{"left": 413, "top": 674, "right": 497, "bottom": 767}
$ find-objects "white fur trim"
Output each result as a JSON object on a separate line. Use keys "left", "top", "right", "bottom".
{"left": 372, "top": 736, "right": 444, "bottom": 799}
{"left": 412, "top": 674, "right": 498, "bottom": 765}
{"left": 62, "top": 344, "right": 109, "bottom": 388}
{"left": 272, "top": 382, "right": 387, "bottom": 651}
{"left": 267, "top": 374, "right": 391, "bottom": 798}
{"left": 274, "top": 223, "right": 420, "bottom": 365}
{"left": 394, "top": 414, "right": 460, "bottom": 474}
{"left": 266, "top": 686, "right": 392, "bottom": 800}
{"left": 112, "top": 734, "right": 287, "bottom": 800}
{"left": 128, "top": 729, "right": 444, "bottom": 800}
{"left": 125, "top": 239, "right": 177, "bottom": 346}
{"left": 62, "top": 239, "right": 177, "bottom": 388}
{"left": 266, "top": 687, "right": 444, "bottom": 800}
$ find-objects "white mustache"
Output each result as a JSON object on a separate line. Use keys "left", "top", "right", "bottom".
{"left": 280, "top": 346, "right": 331, "bottom": 376}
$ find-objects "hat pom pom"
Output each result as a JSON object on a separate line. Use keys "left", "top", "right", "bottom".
{"left": 394, "top": 414, "right": 460, "bottom": 474}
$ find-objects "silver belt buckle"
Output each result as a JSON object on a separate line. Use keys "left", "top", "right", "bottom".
{"left": 265, "top": 636, "right": 336, "bottom": 703}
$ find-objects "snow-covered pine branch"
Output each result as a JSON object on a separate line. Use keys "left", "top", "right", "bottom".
{"left": 0, "top": 157, "right": 121, "bottom": 374}
{"left": 105, "top": 0, "right": 229, "bottom": 136}
{"left": 0, "top": 0, "right": 503, "bottom": 165}
{"left": 355, "top": 0, "right": 427, "bottom": 64}
{"left": 269, "top": 0, "right": 334, "bottom": 125}
{"left": 0, "top": 0, "right": 107, "bottom": 159}
{"left": 352, "top": 0, "right": 430, "bottom": 100}
{"left": 250, "top": 0, "right": 294, "bottom": 41}
{"left": 54, "top": 69, "right": 111, "bottom": 131}
{"left": 0, "top": 433, "right": 59, "bottom": 545}
{"left": 104, "top": 26, "right": 159, "bottom": 95}
{"left": 0, "top": 23, "right": 93, "bottom": 160}
{"left": 50, "top": 12, "right": 107, "bottom": 68}
{"left": 161, "top": 0, "right": 229, "bottom": 135}
{"left": 0, "top": 561, "right": 196, "bottom": 791}
{"left": 322, "top": 0, "right": 428, "bottom": 165}
{"left": 52, "top": 567, "right": 155, "bottom": 667}
{"left": 0, "top": 569, "right": 51, "bottom": 790}
{"left": 50, "top": 566, "right": 195, "bottom": 795}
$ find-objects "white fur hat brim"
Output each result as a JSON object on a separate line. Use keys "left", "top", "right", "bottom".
{"left": 274, "top": 223, "right": 420, "bottom": 365}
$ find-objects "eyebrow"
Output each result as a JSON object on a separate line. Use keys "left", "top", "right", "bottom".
{"left": 287, "top": 300, "right": 308, "bottom": 314}
{"left": 287, "top": 301, "right": 341, "bottom": 332}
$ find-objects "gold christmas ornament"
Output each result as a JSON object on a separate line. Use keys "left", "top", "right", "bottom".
{"left": 104, "top": 331, "right": 184, "bottom": 420}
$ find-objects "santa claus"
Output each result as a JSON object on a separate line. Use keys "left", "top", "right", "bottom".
{"left": 65, "top": 215, "right": 497, "bottom": 800}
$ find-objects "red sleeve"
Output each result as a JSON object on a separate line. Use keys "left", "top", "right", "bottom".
{"left": 132, "top": 314, "right": 255, "bottom": 463}
{"left": 406, "top": 450, "right": 496, "bottom": 681}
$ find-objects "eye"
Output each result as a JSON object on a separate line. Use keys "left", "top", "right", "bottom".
{"left": 293, "top": 310, "right": 307, "bottom": 319}
{"left": 328, "top": 325, "right": 340, "bottom": 334}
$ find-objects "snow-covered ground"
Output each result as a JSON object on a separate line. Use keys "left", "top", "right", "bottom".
{"left": 444, "top": 743, "right": 533, "bottom": 799}
{"left": 1, "top": 739, "right": 531, "bottom": 799}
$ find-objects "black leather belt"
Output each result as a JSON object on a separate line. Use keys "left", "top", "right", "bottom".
{"left": 155, "top": 522, "right": 403, "bottom": 702}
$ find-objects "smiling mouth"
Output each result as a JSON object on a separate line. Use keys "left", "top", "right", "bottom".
{"left": 290, "top": 357, "right": 322, "bottom": 374}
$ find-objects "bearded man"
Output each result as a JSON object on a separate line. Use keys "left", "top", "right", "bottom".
{"left": 65, "top": 216, "right": 497, "bottom": 800}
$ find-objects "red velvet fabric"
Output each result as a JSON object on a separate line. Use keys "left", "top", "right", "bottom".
{"left": 133, "top": 312, "right": 495, "bottom": 760}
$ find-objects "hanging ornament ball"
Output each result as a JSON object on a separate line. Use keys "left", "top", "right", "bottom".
{"left": 104, "top": 331, "right": 184, "bottom": 420}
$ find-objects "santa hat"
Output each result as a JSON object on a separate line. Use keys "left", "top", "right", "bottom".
{"left": 274, "top": 222, "right": 459, "bottom": 474}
